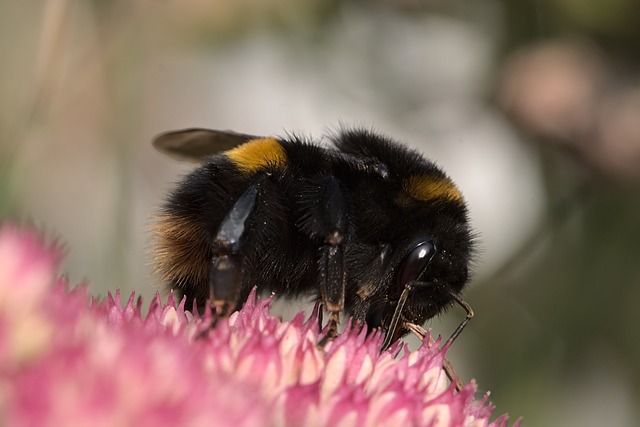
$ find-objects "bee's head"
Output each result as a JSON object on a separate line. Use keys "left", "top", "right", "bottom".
{"left": 364, "top": 195, "right": 474, "bottom": 346}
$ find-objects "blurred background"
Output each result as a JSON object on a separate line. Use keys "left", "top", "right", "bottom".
{"left": 1, "top": 1, "right": 639, "bottom": 425}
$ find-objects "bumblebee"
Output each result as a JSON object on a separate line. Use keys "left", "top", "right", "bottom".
{"left": 152, "top": 127, "right": 474, "bottom": 358}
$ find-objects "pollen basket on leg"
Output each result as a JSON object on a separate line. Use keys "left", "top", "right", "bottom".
{"left": 402, "top": 175, "right": 463, "bottom": 203}
{"left": 224, "top": 138, "right": 287, "bottom": 173}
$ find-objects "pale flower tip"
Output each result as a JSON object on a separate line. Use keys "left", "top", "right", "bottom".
{"left": 164, "top": 289, "right": 178, "bottom": 309}
{"left": 145, "top": 291, "right": 165, "bottom": 319}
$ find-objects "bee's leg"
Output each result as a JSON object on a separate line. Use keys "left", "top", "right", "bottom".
{"left": 208, "top": 254, "right": 242, "bottom": 318}
{"left": 297, "top": 176, "right": 347, "bottom": 348}
{"left": 209, "top": 174, "right": 265, "bottom": 317}
{"left": 317, "top": 234, "right": 344, "bottom": 348}
{"left": 401, "top": 290, "right": 474, "bottom": 392}
{"left": 405, "top": 322, "right": 465, "bottom": 392}
{"left": 317, "top": 303, "right": 324, "bottom": 335}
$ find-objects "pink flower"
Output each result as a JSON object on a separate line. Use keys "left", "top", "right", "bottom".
{"left": 0, "top": 223, "right": 519, "bottom": 427}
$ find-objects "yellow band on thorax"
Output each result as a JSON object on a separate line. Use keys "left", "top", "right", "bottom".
{"left": 403, "top": 175, "right": 463, "bottom": 203}
{"left": 224, "top": 138, "right": 287, "bottom": 173}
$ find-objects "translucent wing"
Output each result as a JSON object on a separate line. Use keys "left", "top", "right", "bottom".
{"left": 152, "top": 128, "right": 262, "bottom": 162}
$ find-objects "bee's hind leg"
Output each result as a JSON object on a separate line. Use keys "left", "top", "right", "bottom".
{"left": 209, "top": 174, "right": 266, "bottom": 318}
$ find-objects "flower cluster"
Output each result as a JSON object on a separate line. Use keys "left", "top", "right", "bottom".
{"left": 0, "top": 224, "right": 518, "bottom": 426}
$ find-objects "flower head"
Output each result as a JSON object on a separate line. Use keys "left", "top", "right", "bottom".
{"left": 0, "top": 223, "right": 519, "bottom": 426}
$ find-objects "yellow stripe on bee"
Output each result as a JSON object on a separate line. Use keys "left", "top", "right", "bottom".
{"left": 225, "top": 138, "right": 287, "bottom": 173}
{"left": 403, "top": 175, "right": 463, "bottom": 203}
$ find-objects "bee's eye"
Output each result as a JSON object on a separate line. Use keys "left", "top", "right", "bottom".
{"left": 394, "top": 240, "right": 436, "bottom": 292}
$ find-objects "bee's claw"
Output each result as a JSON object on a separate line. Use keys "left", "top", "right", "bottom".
{"left": 317, "top": 311, "right": 339, "bottom": 349}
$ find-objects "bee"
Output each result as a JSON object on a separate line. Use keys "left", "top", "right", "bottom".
{"left": 153, "top": 127, "right": 474, "bottom": 387}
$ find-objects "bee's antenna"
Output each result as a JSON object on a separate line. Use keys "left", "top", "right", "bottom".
{"left": 380, "top": 285, "right": 411, "bottom": 351}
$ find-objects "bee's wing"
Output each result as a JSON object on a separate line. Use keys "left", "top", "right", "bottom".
{"left": 152, "top": 128, "right": 262, "bottom": 162}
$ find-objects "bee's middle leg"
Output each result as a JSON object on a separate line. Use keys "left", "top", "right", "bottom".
{"left": 317, "top": 232, "right": 345, "bottom": 346}
{"left": 297, "top": 175, "right": 347, "bottom": 348}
